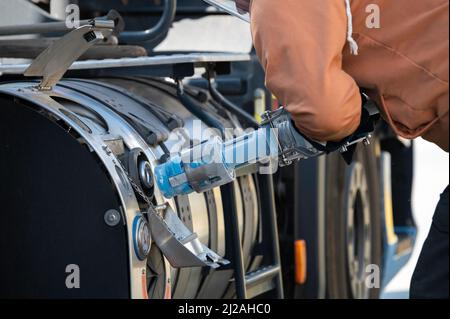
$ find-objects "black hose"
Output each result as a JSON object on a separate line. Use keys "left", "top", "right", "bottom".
{"left": 176, "top": 81, "right": 226, "bottom": 139}
{"left": 208, "top": 77, "right": 260, "bottom": 129}
{"left": 119, "top": 0, "right": 177, "bottom": 44}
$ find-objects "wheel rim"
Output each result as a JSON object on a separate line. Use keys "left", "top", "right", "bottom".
{"left": 345, "top": 162, "right": 372, "bottom": 299}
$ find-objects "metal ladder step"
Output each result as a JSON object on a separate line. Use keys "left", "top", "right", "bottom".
{"left": 245, "top": 265, "right": 281, "bottom": 288}
{"left": 222, "top": 174, "right": 284, "bottom": 299}
{"left": 230, "top": 265, "right": 281, "bottom": 299}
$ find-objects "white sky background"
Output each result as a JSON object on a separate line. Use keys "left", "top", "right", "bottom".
{"left": 156, "top": 16, "right": 253, "bottom": 53}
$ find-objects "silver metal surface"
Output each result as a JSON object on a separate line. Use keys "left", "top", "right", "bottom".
{"left": 203, "top": 0, "right": 250, "bottom": 23}
{"left": 139, "top": 161, "right": 154, "bottom": 190}
{"left": 0, "top": 52, "right": 251, "bottom": 75}
{"left": 245, "top": 265, "right": 280, "bottom": 287}
{"left": 340, "top": 134, "right": 373, "bottom": 153}
{"left": 0, "top": 19, "right": 93, "bottom": 36}
{"left": 148, "top": 204, "right": 229, "bottom": 269}
{"left": 262, "top": 107, "right": 323, "bottom": 166}
{"left": 213, "top": 187, "right": 226, "bottom": 257}
{"left": 0, "top": 9, "right": 123, "bottom": 37}
{"left": 93, "top": 20, "right": 115, "bottom": 29}
{"left": 24, "top": 24, "right": 113, "bottom": 89}
{"left": 104, "top": 137, "right": 125, "bottom": 156}
{"left": 188, "top": 192, "right": 210, "bottom": 247}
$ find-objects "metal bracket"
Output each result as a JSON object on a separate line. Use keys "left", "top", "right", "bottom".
{"left": 340, "top": 134, "right": 373, "bottom": 153}
{"left": 24, "top": 20, "right": 115, "bottom": 90}
{"left": 148, "top": 204, "right": 230, "bottom": 269}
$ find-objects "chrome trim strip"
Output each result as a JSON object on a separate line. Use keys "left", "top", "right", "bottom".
{"left": 0, "top": 53, "right": 251, "bottom": 75}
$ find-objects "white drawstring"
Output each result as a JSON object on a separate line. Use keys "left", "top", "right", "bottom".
{"left": 345, "top": 0, "right": 359, "bottom": 55}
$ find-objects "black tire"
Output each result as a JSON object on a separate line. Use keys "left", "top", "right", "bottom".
{"left": 325, "top": 143, "right": 382, "bottom": 299}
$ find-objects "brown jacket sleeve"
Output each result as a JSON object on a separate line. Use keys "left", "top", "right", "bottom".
{"left": 250, "top": 0, "right": 362, "bottom": 141}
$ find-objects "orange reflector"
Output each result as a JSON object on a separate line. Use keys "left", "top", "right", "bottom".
{"left": 294, "top": 240, "right": 307, "bottom": 285}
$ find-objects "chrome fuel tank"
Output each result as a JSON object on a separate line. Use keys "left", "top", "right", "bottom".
{"left": 0, "top": 77, "right": 261, "bottom": 299}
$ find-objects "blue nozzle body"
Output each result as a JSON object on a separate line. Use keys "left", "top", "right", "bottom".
{"left": 155, "top": 127, "right": 278, "bottom": 198}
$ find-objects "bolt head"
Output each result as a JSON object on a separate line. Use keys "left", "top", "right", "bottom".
{"left": 104, "top": 209, "right": 121, "bottom": 227}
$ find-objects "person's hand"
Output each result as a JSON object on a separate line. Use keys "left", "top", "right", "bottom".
{"left": 235, "top": 0, "right": 251, "bottom": 13}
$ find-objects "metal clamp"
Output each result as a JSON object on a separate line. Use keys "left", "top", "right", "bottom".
{"left": 148, "top": 204, "right": 230, "bottom": 269}
{"left": 261, "top": 108, "right": 290, "bottom": 165}
{"left": 261, "top": 108, "right": 323, "bottom": 166}
{"left": 340, "top": 134, "right": 373, "bottom": 153}
{"left": 24, "top": 20, "right": 115, "bottom": 90}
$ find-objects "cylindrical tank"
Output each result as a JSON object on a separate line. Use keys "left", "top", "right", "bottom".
{"left": 0, "top": 77, "right": 262, "bottom": 299}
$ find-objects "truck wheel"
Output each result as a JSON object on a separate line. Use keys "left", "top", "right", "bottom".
{"left": 325, "top": 143, "right": 382, "bottom": 299}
